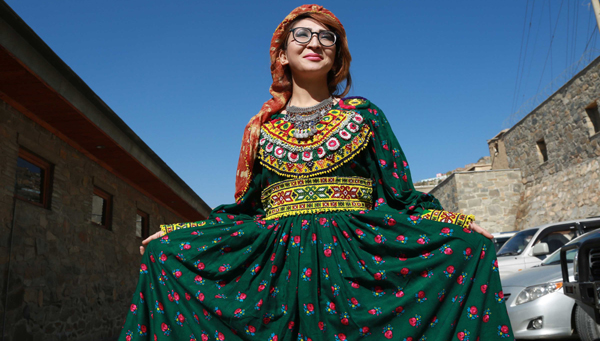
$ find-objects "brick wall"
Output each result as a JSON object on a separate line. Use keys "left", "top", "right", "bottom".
{"left": 0, "top": 99, "right": 187, "bottom": 341}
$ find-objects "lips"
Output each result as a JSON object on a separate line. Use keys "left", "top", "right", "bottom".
{"left": 304, "top": 53, "right": 323, "bottom": 61}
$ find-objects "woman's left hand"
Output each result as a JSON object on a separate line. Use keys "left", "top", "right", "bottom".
{"left": 469, "top": 222, "right": 493, "bottom": 239}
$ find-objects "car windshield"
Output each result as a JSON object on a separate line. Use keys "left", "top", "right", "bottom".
{"left": 497, "top": 229, "right": 538, "bottom": 256}
{"left": 541, "top": 246, "right": 577, "bottom": 265}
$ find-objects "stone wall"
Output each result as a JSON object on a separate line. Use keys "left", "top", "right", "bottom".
{"left": 429, "top": 175, "right": 458, "bottom": 212}
{"left": 502, "top": 56, "right": 600, "bottom": 229}
{"left": 430, "top": 170, "right": 522, "bottom": 233}
{"left": 0, "top": 100, "right": 186, "bottom": 340}
{"left": 515, "top": 157, "right": 600, "bottom": 230}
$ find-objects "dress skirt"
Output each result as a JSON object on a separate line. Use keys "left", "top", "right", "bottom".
{"left": 119, "top": 210, "right": 512, "bottom": 341}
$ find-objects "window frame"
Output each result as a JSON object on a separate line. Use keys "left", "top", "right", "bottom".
{"left": 536, "top": 138, "right": 548, "bottom": 164}
{"left": 14, "top": 148, "right": 53, "bottom": 209}
{"left": 585, "top": 100, "right": 600, "bottom": 137}
{"left": 136, "top": 209, "right": 150, "bottom": 240}
{"left": 91, "top": 186, "right": 112, "bottom": 230}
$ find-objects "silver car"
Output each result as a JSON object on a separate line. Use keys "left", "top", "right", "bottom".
{"left": 502, "top": 232, "right": 588, "bottom": 339}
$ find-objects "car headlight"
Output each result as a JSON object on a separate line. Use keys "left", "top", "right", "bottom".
{"left": 515, "top": 282, "right": 563, "bottom": 305}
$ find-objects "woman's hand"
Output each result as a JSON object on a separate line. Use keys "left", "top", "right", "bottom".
{"left": 469, "top": 222, "right": 493, "bottom": 240}
{"left": 140, "top": 230, "right": 164, "bottom": 255}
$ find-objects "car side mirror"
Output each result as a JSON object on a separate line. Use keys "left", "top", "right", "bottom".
{"left": 532, "top": 243, "right": 549, "bottom": 256}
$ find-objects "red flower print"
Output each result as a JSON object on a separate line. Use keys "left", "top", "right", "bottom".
{"left": 396, "top": 290, "right": 404, "bottom": 298}
{"left": 409, "top": 317, "right": 417, "bottom": 326}
{"left": 217, "top": 332, "right": 225, "bottom": 340}
{"left": 141, "top": 264, "right": 147, "bottom": 271}
{"left": 481, "top": 284, "right": 487, "bottom": 293}
{"left": 444, "top": 248, "right": 453, "bottom": 255}
{"left": 398, "top": 254, "right": 407, "bottom": 261}
{"left": 294, "top": 236, "right": 301, "bottom": 244}
{"left": 498, "top": 291, "right": 504, "bottom": 299}
{"left": 248, "top": 325, "right": 256, "bottom": 333}
{"left": 324, "top": 249, "right": 332, "bottom": 257}
{"left": 374, "top": 235, "right": 383, "bottom": 243}
{"left": 470, "top": 306, "right": 478, "bottom": 314}
{"left": 465, "top": 248, "right": 472, "bottom": 256}
{"left": 361, "top": 327, "right": 369, "bottom": 334}
{"left": 150, "top": 255, "right": 155, "bottom": 263}
{"left": 384, "top": 330, "right": 393, "bottom": 339}
{"left": 501, "top": 325, "right": 509, "bottom": 333}
{"left": 351, "top": 281, "right": 360, "bottom": 289}
{"left": 351, "top": 297, "right": 359, "bottom": 305}
{"left": 332, "top": 235, "right": 338, "bottom": 243}
{"left": 387, "top": 218, "right": 396, "bottom": 226}
{"left": 288, "top": 321, "right": 294, "bottom": 329}
{"left": 457, "top": 331, "right": 465, "bottom": 340}
{"left": 306, "top": 268, "right": 312, "bottom": 277}
{"left": 178, "top": 314, "right": 185, "bottom": 323}
{"left": 319, "top": 218, "right": 327, "bottom": 225}
{"left": 161, "top": 323, "right": 168, "bottom": 332}
{"left": 307, "top": 303, "right": 314, "bottom": 312}
{"left": 270, "top": 253, "right": 276, "bottom": 261}
{"left": 160, "top": 254, "right": 167, "bottom": 262}
{"left": 356, "top": 229, "right": 364, "bottom": 236}
{"left": 417, "top": 291, "right": 425, "bottom": 299}
{"left": 395, "top": 306, "right": 404, "bottom": 314}
{"left": 447, "top": 265, "right": 455, "bottom": 273}
{"left": 337, "top": 334, "right": 346, "bottom": 340}
{"left": 312, "top": 233, "right": 317, "bottom": 242}
{"left": 341, "top": 316, "right": 349, "bottom": 325}
{"left": 318, "top": 321, "right": 325, "bottom": 330}
{"left": 483, "top": 315, "right": 490, "bottom": 323}
{"left": 400, "top": 267, "right": 410, "bottom": 275}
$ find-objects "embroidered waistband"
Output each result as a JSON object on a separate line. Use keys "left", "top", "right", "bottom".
{"left": 261, "top": 176, "right": 373, "bottom": 219}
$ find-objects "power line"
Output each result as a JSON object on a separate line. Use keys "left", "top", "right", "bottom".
{"left": 511, "top": 0, "right": 533, "bottom": 114}
{"left": 536, "top": 0, "right": 564, "bottom": 94}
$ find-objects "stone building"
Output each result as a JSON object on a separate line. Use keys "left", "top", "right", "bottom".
{"left": 0, "top": 3, "right": 211, "bottom": 340}
{"left": 431, "top": 55, "right": 600, "bottom": 232}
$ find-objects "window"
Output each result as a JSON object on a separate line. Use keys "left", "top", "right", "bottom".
{"left": 92, "top": 187, "right": 112, "bottom": 230}
{"left": 585, "top": 100, "right": 600, "bottom": 135}
{"left": 536, "top": 138, "right": 548, "bottom": 163}
{"left": 14, "top": 149, "right": 53, "bottom": 208}
{"left": 136, "top": 210, "right": 149, "bottom": 239}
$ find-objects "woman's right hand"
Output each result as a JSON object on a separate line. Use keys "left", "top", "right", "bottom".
{"left": 140, "top": 230, "right": 164, "bottom": 255}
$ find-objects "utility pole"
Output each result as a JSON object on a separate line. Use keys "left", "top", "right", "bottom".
{"left": 592, "top": 0, "right": 600, "bottom": 34}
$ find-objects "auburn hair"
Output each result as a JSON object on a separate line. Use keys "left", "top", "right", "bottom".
{"left": 278, "top": 12, "right": 352, "bottom": 98}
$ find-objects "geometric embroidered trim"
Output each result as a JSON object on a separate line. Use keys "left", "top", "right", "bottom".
{"left": 261, "top": 176, "right": 373, "bottom": 220}
{"left": 421, "top": 209, "right": 475, "bottom": 229}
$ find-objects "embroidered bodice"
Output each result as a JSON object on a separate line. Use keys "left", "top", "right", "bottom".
{"left": 258, "top": 101, "right": 372, "bottom": 178}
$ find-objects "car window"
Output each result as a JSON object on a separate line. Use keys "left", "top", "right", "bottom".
{"left": 535, "top": 230, "right": 576, "bottom": 254}
{"left": 497, "top": 229, "right": 538, "bottom": 256}
{"left": 582, "top": 221, "right": 600, "bottom": 233}
{"left": 542, "top": 246, "right": 577, "bottom": 265}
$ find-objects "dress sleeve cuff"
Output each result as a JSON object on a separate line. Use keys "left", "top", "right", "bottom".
{"left": 421, "top": 209, "right": 475, "bottom": 229}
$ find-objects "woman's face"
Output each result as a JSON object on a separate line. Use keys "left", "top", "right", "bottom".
{"left": 280, "top": 18, "right": 336, "bottom": 81}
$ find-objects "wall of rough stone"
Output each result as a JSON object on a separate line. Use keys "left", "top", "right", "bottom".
{"left": 0, "top": 100, "right": 187, "bottom": 341}
{"left": 515, "top": 157, "right": 600, "bottom": 230}
{"left": 430, "top": 170, "right": 523, "bottom": 233}
{"left": 429, "top": 175, "right": 458, "bottom": 212}
{"left": 502, "top": 57, "right": 600, "bottom": 229}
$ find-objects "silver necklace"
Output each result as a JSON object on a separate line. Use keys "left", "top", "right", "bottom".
{"left": 285, "top": 96, "right": 333, "bottom": 139}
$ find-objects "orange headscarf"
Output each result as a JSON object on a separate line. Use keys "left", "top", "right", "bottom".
{"left": 234, "top": 4, "right": 345, "bottom": 202}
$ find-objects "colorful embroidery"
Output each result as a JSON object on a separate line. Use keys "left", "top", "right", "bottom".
{"left": 258, "top": 109, "right": 372, "bottom": 177}
{"left": 261, "top": 177, "right": 373, "bottom": 219}
{"left": 161, "top": 220, "right": 207, "bottom": 235}
{"left": 421, "top": 209, "right": 475, "bottom": 229}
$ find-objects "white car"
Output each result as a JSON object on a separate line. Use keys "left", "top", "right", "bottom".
{"left": 492, "top": 231, "right": 517, "bottom": 253}
{"left": 501, "top": 231, "right": 600, "bottom": 339}
{"left": 497, "top": 217, "right": 600, "bottom": 278}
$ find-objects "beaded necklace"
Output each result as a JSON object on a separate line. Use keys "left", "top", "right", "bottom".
{"left": 284, "top": 96, "right": 334, "bottom": 139}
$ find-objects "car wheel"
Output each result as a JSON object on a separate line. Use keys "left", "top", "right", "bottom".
{"left": 576, "top": 305, "right": 600, "bottom": 341}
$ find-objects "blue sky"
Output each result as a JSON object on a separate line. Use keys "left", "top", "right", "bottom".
{"left": 6, "top": 1, "right": 600, "bottom": 207}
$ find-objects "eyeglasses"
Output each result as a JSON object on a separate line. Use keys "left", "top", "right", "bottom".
{"left": 289, "top": 27, "right": 337, "bottom": 47}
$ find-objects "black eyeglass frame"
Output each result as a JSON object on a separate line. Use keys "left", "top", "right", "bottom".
{"left": 289, "top": 27, "right": 337, "bottom": 47}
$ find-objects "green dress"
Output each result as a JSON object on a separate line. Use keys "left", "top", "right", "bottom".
{"left": 119, "top": 97, "right": 514, "bottom": 341}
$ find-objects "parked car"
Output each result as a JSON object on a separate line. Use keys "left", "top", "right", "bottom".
{"left": 560, "top": 230, "right": 600, "bottom": 341}
{"left": 492, "top": 231, "right": 517, "bottom": 253}
{"left": 502, "top": 230, "right": 600, "bottom": 339}
{"left": 497, "top": 217, "right": 600, "bottom": 278}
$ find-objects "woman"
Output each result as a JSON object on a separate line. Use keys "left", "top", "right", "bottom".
{"left": 120, "top": 5, "right": 514, "bottom": 340}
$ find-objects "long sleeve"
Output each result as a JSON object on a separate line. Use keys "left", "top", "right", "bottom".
{"left": 160, "top": 163, "right": 266, "bottom": 234}
{"left": 359, "top": 101, "right": 443, "bottom": 213}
